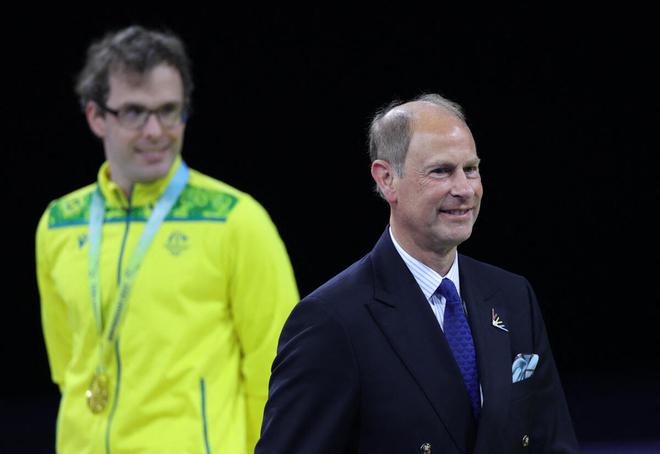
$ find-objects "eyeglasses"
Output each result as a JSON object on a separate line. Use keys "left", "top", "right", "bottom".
{"left": 97, "top": 101, "right": 187, "bottom": 130}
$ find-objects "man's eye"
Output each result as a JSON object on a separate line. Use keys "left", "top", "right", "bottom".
{"left": 121, "top": 106, "right": 146, "bottom": 117}
{"left": 159, "top": 104, "right": 178, "bottom": 115}
{"left": 465, "top": 166, "right": 480, "bottom": 175}
{"left": 432, "top": 167, "right": 450, "bottom": 175}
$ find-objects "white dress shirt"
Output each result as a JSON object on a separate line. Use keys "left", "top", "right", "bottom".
{"left": 389, "top": 227, "right": 462, "bottom": 330}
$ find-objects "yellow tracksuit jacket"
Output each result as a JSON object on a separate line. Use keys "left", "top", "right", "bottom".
{"left": 36, "top": 157, "right": 299, "bottom": 453}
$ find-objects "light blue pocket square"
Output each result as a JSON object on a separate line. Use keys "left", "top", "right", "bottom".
{"left": 512, "top": 353, "right": 539, "bottom": 383}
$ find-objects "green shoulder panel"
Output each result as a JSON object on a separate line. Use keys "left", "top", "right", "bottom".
{"left": 47, "top": 184, "right": 238, "bottom": 227}
{"left": 47, "top": 188, "right": 134, "bottom": 227}
{"left": 47, "top": 190, "right": 94, "bottom": 228}
{"left": 168, "top": 185, "right": 239, "bottom": 221}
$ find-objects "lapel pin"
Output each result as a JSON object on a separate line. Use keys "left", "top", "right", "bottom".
{"left": 492, "top": 308, "right": 509, "bottom": 332}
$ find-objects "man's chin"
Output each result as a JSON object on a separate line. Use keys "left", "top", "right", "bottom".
{"left": 135, "top": 161, "right": 175, "bottom": 183}
{"left": 437, "top": 227, "right": 474, "bottom": 248}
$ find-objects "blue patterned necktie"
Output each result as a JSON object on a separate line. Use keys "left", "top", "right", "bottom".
{"left": 436, "top": 278, "right": 480, "bottom": 420}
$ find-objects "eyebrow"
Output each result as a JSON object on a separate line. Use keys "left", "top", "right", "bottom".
{"left": 116, "top": 100, "right": 182, "bottom": 110}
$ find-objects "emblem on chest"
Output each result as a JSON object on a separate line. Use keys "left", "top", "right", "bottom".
{"left": 165, "top": 230, "right": 189, "bottom": 256}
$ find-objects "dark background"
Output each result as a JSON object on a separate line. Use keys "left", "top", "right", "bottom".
{"left": 3, "top": 5, "right": 659, "bottom": 452}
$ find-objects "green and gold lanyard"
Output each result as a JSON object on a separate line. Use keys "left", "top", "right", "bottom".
{"left": 86, "top": 162, "right": 189, "bottom": 413}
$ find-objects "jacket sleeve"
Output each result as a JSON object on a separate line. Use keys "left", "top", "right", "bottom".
{"left": 36, "top": 207, "right": 72, "bottom": 391}
{"left": 525, "top": 279, "right": 580, "bottom": 453}
{"left": 227, "top": 197, "right": 299, "bottom": 453}
{"left": 256, "top": 297, "right": 360, "bottom": 454}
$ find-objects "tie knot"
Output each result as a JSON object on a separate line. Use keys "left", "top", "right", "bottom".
{"left": 437, "top": 278, "right": 460, "bottom": 304}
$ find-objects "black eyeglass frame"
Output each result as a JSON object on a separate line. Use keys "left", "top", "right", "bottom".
{"left": 96, "top": 101, "right": 188, "bottom": 129}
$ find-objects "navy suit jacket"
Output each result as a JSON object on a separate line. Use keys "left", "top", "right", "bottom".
{"left": 257, "top": 229, "right": 579, "bottom": 453}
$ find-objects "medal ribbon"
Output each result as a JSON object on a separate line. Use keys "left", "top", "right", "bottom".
{"left": 88, "top": 161, "right": 189, "bottom": 368}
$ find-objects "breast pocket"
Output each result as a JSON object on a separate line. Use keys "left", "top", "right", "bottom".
{"left": 510, "top": 373, "right": 537, "bottom": 402}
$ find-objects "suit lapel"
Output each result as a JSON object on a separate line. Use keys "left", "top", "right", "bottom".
{"left": 365, "top": 231, "right": 476, "bottom": 453}
{"left": 460, "top": 256, "right": 511, "bottom": 453}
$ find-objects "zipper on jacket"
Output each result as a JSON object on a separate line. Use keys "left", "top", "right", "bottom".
{"left": 200, "top": 378, "right": 211, "bottom": 454}
{"left": 116, "top": 198, "right": 132, "bottom": 284}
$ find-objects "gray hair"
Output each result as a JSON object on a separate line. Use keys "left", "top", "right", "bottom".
{"left": 368, "top": 93, "right": 465, "bottom": 176}
{"left": 75, "top": 25, "right": 194, "bottom": 112}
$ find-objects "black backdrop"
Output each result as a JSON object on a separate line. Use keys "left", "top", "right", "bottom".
{"left": 3, "top": 5, "right": 659, "bottom": 451}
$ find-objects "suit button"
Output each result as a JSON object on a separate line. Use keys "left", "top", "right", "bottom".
{"left": 522, "top": 434, "right": 530, "bottom": 447}
{"left": 420, "top": 442, "right": 432, "bottom": 453}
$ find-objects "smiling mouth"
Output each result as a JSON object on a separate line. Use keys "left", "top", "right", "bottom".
{"left": 136, "top": 147, "right": 168, "bottom": 153}
{"left": 135, "top": 147, "right": 170, "bottom": 165}
{"left": 440, "top": 208, "right": 471, "bottom": 215}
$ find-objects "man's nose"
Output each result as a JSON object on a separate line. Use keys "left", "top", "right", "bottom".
{"left": 450, "top": 170, "right": 476, "bottom": 197}
{"left": 142, "top": 112, "right": 164, "bottom": 137}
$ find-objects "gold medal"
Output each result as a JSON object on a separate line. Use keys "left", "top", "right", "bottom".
{"left": 86, "top": 372, "right": 109, "bottom": 413}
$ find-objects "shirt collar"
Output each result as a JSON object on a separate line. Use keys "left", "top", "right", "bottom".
{"left": 389, "top": 226, "right": 461, "bottom": 300}
{"left": 97, "top": 155, "right": 183, "bottom": 208}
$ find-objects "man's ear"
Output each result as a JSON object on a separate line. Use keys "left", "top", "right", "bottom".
{"left": 85, "top": 101, "right": 106, "bottom": 138}
{"left": 371, "top": 159, "right": 398, "bottom": 203}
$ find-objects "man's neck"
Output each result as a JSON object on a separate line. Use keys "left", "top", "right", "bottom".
{"left": 389, "top": 223, "right": 457, "bottom": 276}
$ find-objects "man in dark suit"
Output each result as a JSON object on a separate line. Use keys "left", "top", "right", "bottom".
{"left": 256, "top": 93, "right": 579, "bottom": 453}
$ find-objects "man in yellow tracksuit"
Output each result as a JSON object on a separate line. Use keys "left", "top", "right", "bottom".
{"left": 35, "top": 25, "right": 299, "bottom": 453}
